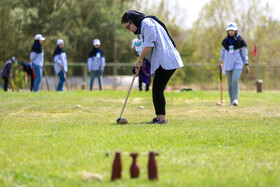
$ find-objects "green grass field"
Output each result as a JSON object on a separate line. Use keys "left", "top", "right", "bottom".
{"left": 0, "top": 90, "right": 279, "bottom": 187}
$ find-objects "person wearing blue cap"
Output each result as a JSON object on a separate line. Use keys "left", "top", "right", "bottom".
{"left": 30, "top": 34, "right": 45, "bottom": 92}
{"left": 219, "top": 22, "right": 250, "bottom": 106}
{"left": 87, "top": 39, "right": 106, "bottom": 91}
{"left": 1, "top": 57, "right": 17, "bottom": 91}
{"left": 121, "top": 10, "right": 184, "bottom": 124}
{"left": 53, "top": 39, "right": 68, "bottom": 91}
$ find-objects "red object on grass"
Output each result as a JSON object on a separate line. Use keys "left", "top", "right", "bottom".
{"left": 130, "top": 153, "right": 140, "bottom": 178}
{"left": 111, "top": 152, "right": 122, "bottom": 181}
{"left": 252, "top": 44, "right": 257, "bottom": 57}
{"left": 148, "top": 151, "right": 158, "bottom": 180}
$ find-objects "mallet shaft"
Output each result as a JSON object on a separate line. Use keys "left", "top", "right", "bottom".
{"left": 119, "top": 76, "right": 135, "bottom": 118}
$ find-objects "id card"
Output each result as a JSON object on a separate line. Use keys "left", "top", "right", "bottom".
{"left": 96, "top": 52, "right": 101, "bottom": 58}
{"left": 134, "top": 39, "right": 143, "bottom": 52}
{"left": 229, "top": 45, "right": 234, "bottom": 53}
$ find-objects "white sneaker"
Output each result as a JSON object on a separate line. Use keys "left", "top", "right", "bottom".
{"left": 232, "top": 99, "right": 238, "bottom": 106}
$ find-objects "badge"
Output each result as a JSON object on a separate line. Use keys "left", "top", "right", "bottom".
{"left": 96, "top": 52, "right": 101, "bottom": 58}
{"left": 134, "top": 39, "right": 143, "bottom": 52}
{"left": 229, "top": 45, "right": 234, "bottom": 53}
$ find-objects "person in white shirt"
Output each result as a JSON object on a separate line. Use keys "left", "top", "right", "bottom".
{"left": 122, "top": 10, "right": 184, "bottom": 124}
{"left": 87, "top": 39, "right": 106, "bottom": 91}
{"left": 30, "top": 34, "right": 45, "bottom": 92}
{"left": 219, "top": 22, "right": 249, "bottom": 106}
{"left": 53, "top": 39, "right": 68, "bottom": 91}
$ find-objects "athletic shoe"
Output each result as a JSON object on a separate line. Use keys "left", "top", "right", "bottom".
{"left": 149, "top": 118, "right": 168, "bottom": 124}
{"left": 232, "top": 99, "right": 238, "bottom": 106}
{"left": 158, "top": 119, "right": 168, "bottom": 124}
{"left": 149, "top": 118, "right": 158, "bottom": 124}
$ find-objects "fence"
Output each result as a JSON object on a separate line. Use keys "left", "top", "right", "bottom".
{"left": 4, "top": 62, "right": 280, "bottom": 91}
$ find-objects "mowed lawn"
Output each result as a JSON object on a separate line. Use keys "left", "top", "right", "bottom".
{"left": 0, "top": 90, "right": 279, "bottom": 187}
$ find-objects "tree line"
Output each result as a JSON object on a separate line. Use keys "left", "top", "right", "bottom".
{"left": 1, "top": 0, "right": 279, "bottom": 87}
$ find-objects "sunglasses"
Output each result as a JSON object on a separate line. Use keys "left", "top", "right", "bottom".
{"left": 125, "top": 21, "right": 132, "bottom": 30}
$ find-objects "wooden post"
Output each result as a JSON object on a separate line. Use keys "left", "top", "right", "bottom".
{"left": 256, "top": 79, "right": 263, "bottom": 93}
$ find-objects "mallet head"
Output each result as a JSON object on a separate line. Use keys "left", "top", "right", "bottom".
{"left": 116, "top": 118, "right": 128, "bottom": 124}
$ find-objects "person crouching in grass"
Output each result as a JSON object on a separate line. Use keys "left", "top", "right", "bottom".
{"left": 20, "top": 61, "right": 35, "bottom": 91}
{"left": 1, "top": 57, "right": 17, "bottom": 91}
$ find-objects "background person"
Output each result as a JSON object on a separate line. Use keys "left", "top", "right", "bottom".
{"left": 53, "top": 39, "right": 68, "bottom": 91}
{"left": 30, "top": 34, "right": 45, "bottom": 92}
{"left": 87, "top": 39, "right": 105, "bottom": 91}
{"left": 219, "top": 22, "right": 249, "bottom": 106}
{"left": 121, "top": 10, "right": 184, "bottom": 124}
{"left": 19, "top": 61, "right": 35, "bottom": 91}
{"left": 131, "top": 38, "right": 150, "bottom": 91}
{"left": 0, "top": 57, "right": 17, "bottom": 91}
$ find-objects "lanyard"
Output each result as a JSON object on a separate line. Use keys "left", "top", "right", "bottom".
{"left": 227, "top": 35, "right": 239, "bottom": 45}
{"left": 137, "top": 15, "right": 146, "bottom": 40}
{"left": 137, "top": 26, "right": 140, "bottom": 40}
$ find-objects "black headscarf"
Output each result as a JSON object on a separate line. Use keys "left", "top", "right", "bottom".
{"left": 31, "top": 40, "right": 42, "bottom": 53}
{"left": 222, "top": 33, "right": 247, "bottom": 51}
{"left": 88, "top": 47, "right": 105, "bottom": 58}
{"left": 20, "top": 61, "right": 32, "bottom": 74}
{"left": 53, "top": 45, "right": 65, "bottom": 58}
{"left": 125, "top": 10, "right": 176, "bottom": 48}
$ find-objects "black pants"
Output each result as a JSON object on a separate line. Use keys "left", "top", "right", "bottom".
{"left": 2, "top": 77, "right": 9, "bottom": 91}
{"left": 139, "top": 76, "right": 150, "bottom": 91}
{"left": 152, "top": 66, "right": 175, "bottom": 115}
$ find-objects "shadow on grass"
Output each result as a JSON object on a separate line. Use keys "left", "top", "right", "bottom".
{"left": 110, "top": 121, "right": 160, "bottom": 126}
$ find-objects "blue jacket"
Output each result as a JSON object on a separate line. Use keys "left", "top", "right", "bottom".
{"left": 0, "top": 60, "right": 12, "bottom": 78}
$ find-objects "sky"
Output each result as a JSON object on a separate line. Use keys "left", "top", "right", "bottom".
{"left": 149, "top": 0, "right": 280, "bottom": 28}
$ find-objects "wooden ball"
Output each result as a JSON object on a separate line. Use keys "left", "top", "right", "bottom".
{"left": 119, "top": 118, "right": 128, "bottom": 124}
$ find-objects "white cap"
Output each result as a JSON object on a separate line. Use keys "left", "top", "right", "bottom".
{"left": 34, "top": 34, "right": 45, "bottom": 40}
{"left": 93, "top": 39, "right": 101, "bottom": 45}
{"left": 226, "top": 22, "right": 238, "bottom": 31}
{"left": 57, "top": 39, "right": 64, "bottom": 45}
